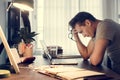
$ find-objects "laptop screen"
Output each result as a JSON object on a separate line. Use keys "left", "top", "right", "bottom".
{"left": 40, "top": 40, "right": 52, "bottom": 61}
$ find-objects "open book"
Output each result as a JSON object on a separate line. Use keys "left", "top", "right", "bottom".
{"left": 34, "top": 65, "right": 105, "bottom": 80}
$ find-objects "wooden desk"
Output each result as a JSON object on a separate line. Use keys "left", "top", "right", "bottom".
{"left": 1, "top": 55, "right": 120, "bottom": 80}
{"left": 77, "top": 60, "right": 120, "bottom": 79}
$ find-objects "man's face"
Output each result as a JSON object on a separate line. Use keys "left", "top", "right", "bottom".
{"left": 74, "top": 20, "right": 95, "bottom": 38}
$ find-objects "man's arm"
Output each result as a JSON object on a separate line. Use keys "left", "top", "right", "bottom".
{"left": 90, "top": 38, "right": 109, "bottom": 66}
{"left": 74, "top": 32, "right": 109, "bottom": 66}
{"left": 74, "top": 32, "right": 94, "bottom": 60}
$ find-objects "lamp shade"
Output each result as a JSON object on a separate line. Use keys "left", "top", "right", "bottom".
{"left": 13, "top": 0, "right": 34, "bottom": 11}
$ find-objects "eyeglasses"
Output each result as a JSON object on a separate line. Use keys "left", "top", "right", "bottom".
{"left": 68, "top": 27, "right": 76, "bottom": 41}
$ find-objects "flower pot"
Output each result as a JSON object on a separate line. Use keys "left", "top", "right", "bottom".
{"left": 18, "top": 42, "right": 26, "bottom": 56}
{"left": 23, "top": 44, "right": 33, "bottom": 57}
{"left": 18, "top": 42, "right": 33, "bottom": 57}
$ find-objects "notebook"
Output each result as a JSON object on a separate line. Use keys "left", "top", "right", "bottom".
{"left": 40, "top": 40, "right": 81, "bottom": 65}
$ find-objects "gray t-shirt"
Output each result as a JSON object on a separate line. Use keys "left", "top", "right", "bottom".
{"left": 95, "top": 19, "right": 120, "bottom": 74}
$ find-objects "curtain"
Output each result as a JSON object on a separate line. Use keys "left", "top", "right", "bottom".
{"left": 42, "top": 0, "right": 79, "bottom": 54}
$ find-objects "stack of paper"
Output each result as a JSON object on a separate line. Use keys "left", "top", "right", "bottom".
{"left": 57, "top": 70, "right": 105, "bottom": 80}
{"left": 36, "top": 65, "right": 105, "bottom": 80}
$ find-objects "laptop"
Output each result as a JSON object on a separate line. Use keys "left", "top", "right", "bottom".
{"left": 40, "top": 40, "right": 81, "bottom": 65}
{"left": 40, "top": 40, "right": 81, "bottom": 59}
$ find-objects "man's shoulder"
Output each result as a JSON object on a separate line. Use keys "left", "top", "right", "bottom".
{"left": 100, "top": 19, "right": 114, "bottom": 25}
{"left": 98, "top": 19, "right": 118, "bottom": 29}
{"left": 103, "top": 19, "right": 113, "bottom": 22}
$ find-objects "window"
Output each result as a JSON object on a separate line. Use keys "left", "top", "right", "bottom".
{"left": 33, "top": 0, "right": 103, "bottom": 54}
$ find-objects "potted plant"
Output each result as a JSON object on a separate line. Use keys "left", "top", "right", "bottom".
{"left": 13, "top": 27, "right": 38, "bottom": 58}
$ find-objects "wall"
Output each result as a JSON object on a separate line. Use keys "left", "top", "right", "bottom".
{"left": 0, "top": 0, "right": 7, "bottom": 64}
{"left": 102, "top": 0, "right": 118, "bottom": 22}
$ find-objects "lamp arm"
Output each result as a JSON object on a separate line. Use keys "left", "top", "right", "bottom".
{"left": 7, "top": 2, "right": 13, "bottom": 12}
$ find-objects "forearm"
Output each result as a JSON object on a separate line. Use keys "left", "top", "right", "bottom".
{"left": 74, "top": 35, "right": 90, "bottom": 60}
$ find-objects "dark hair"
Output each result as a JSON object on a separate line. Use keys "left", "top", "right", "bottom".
{"left": 69, "top": 12, "right": 96, "bottom": 28}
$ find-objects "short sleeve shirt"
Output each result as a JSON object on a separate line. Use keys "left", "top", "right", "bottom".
{"left": 95, "top": 19, "right": 120, "bottom": 74}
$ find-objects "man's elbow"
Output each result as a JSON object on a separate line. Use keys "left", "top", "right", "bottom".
{"left": 91, "top": 62, "right": 99, "bottom": 66}
{"left": 82, "top": 55, "right": 89, "bottom": 60}
{"left": 90, "top": 60, "right": 101, "bottom": 66}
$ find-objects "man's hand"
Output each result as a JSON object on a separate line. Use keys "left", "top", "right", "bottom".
{"left": 72, "top": 29, "right": 79, "bottom": 42}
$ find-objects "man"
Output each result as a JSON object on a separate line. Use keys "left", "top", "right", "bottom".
{"left": 69, "top": 12, "right": 120, "bottom": 74}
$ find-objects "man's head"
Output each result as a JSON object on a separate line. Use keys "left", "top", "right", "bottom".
{"left": 69, "top": 12, "right": 97, "bottom": 38}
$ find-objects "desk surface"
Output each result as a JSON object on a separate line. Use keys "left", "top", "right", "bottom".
{"left": 1, "top": 55, "right": 120, "bottom": 80}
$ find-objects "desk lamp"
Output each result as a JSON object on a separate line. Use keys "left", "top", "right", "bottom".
{"left": 7, "top": 0, "right": 34, "bottom": 11}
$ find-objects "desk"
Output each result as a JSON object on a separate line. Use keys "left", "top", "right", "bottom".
{"left": 1, "top": 55, "right": 120, "bottom": 80}
{"left": 77, "top": 60, "right": 120, "bottom": 79}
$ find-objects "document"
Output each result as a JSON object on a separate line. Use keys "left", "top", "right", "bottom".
{"left": 35, "top": 65, "right": 105, "bottom": 80}
{"left": 57, "top": 70, "right": 105, "bottom": 80}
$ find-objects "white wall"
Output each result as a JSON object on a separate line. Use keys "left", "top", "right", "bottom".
{"left": 0, "top": 0, "right": 8, "bottom": 64}
{"left": 102, "top": 0, "right": 118, "bottom": 22}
